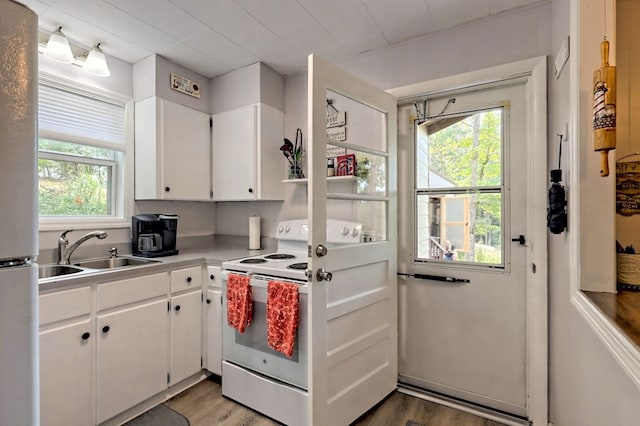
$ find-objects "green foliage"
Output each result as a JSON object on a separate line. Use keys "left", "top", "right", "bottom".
{"left": 38, "top": 139, "right": 112, "bottom": 216}
{"left": 428, "top": 110, "right": 502, "bottom": 187}
{"left": 427, "top": 110, "right": 503, "bottom": 258}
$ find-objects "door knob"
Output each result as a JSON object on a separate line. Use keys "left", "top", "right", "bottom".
{"left": 316, "top": 268, "right": 333, "bottom": 282}
{"left": 315, "top": 244, "right": 327, "bottom": 257}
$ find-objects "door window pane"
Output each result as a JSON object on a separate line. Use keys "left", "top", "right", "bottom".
{"left": 415, "top": 108, "right": 504, "bottom": 266}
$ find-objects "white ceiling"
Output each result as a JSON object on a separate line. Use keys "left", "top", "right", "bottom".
{"left": 21, "top": 0, "right": 543, "bottom": 78}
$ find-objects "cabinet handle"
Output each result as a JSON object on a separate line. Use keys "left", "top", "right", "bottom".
{"left": 165, "top": 186, "right": 171, "bottom": 192}
{"left": 186, "top": 277, "right": 192, "bottom": 283}
{"left": 209, "top": 274, "right": 215, "bottom": 280}
{"left": 102, "top": 326, "right": 110, "bottom": 333}
{"left": 206, "top": 299, "right": 211, "bottom": 304}
{"left": 81, "top": 332, "right": 90, "bottom": 340}
{"left": 248, "top": 188, "right": 253, "bottom": 193}
{"left": 175, "top": 305, "right": 181, "bottom": 312}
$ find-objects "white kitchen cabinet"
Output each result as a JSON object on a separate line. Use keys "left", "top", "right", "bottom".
{"left": 39, "top": 287, "right": 93, "bottom": 426}
{"left": 96, "top": 299, "right": 169, "bottom": 424}
{"left": 211, "top": 103, "right": 285, "bottom": 201}
{"left": 40, "top": 319, "right": 93, "bottom": 426}
{"left": 135, "top": 96, "right": 211, "bottom": 201}
{"left": 204, "top": 266, "right": 222, "bottom": 375}
{"left": 169, "top": 266, "right": 203, "bottom": 384}
{"left": 205, "top": 288, "right": 223, "bottom": 375}
{"left": 170, "top": 266, "right": 202, "bottom": 294}
{"left": 170, "top": 290, "right": 202, "bottom": 385}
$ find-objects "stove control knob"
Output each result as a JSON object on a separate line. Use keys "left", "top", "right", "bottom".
{"left": 351, "top": 228, "right": 359, "bottom": 238}
{"left": 285, "top": 225, "right": 291, "bottom": 233}
{"left": 342, "top": 227, "right": 349, "bottom": 236}
{"left": 278, "top": 225, "right": 284, "bottom": 233}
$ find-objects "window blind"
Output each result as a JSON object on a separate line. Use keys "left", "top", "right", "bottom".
{"left": 38, "top": 83, "right": 126, "bottom": 149}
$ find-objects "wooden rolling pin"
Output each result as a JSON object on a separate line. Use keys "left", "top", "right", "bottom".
{"left": 593, "top": 39, "right": 616, "bottom": 177}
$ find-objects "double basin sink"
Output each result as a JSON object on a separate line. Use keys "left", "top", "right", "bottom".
{"left": 39, "top": 256, "right": 160, "bottom": 279}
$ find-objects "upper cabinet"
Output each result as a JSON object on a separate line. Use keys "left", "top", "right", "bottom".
{"left": 134, "top": 97, "right": 212, "bottom": 201}
{"left": 211, "top": 103, "right": 285, "bottom": 201}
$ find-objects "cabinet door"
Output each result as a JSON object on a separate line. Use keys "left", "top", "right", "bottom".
{"left": 96, "top": 299, "right": 169, "bottom": 424}
{"left": 211, "top": 105, "right": 257, "bottom": 200}
{"left": 170, "top": 291, "right": 202, "bottom": 385}
{"left": 40, "top": 319, "right": 93, "bottom": 426}
{"left": 162, "top": 100, "right": 211, "bottom": 200}
{"left": 205, "top": 288, "right": 222, "bottom": 375}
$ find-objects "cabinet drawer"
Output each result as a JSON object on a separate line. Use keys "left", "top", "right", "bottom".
{"left": 171, "top": 266, "right": 202, "bottom": 294}
{"left": 40, "top": 287, "right": 91, "bottom": 326}
{"left": 206, "top": 266, "right": 222, "bottom": 289}
{"left": 97, "top": 272, "right": 169, "bottom": 311}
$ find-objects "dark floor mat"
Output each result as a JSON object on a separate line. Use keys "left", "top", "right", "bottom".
{"left": 124, "top": 404, "right": 190, "bottom": 426}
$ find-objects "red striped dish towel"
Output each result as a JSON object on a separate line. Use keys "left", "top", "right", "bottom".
{"left": 267, "top": 280, "right": 299, "bottom": 358}
{"left": 226, "top": 274, "right": 253, "bottom": 333}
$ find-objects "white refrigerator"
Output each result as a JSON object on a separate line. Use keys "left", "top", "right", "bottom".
{"left": 0, "top": 1, "right": 39, "bottom": 425}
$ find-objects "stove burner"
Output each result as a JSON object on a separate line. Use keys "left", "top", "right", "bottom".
{"left": 264, "top": 253, "right": 296, "bottom": 260}
{"left": 287, "top": 262, "right": 307, "bottom": 270}
{"left": 240, "top": 258, "right": 268, "bottom": 264}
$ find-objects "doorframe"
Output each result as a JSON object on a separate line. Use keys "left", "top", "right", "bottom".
{"left": 388, "top": 56, "right": 548, "bottom": 426}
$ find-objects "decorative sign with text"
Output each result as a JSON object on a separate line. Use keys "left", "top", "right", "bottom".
{"left": 327, "top": 127, "right": 347, "bottom": 142}
{"left": 170, "top": 72, "right": 201, "bottom": 98}
{"left": 616, "top": 161, "right": 640, "bottom": 216}
{"left": 326, "top": 144, "right": 346, "bottom": 159}
{"left": 327, "top": 111, "right": 346, "bottom": 128}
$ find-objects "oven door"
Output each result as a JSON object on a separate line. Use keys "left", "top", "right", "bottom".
{"left": 222, "top": 272, "right": 308, "bottom": 389}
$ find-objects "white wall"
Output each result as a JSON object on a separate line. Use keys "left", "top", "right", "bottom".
{"left": 38, "top": 49, "right": 133, "bottom": 98}
{"left": 132, "top": 54, "right": 212, "bottom": 113}
{"left": 547, "top": 0, "right": 640, "bottom": 425}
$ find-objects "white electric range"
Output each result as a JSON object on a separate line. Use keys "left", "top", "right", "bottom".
{"left": 220, "top": 219, "right": 362, "bottom": 426}
{"left": 222, "top": 219, "right": 363, "bottom": 280}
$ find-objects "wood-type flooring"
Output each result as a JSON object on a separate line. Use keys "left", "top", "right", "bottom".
{"left": 164, "top": 376, "right": 507, "bottom": 426}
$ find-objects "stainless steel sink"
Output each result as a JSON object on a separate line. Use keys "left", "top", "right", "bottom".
{"left": 73, "top": 256, "right": 159, "bottom": 269}
{"left": 39, "top": 264, "right": 85, "bottom": 279}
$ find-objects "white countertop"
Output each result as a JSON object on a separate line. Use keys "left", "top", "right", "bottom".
{"left": 38, "top": 235, "right": 276, "bottom": 292}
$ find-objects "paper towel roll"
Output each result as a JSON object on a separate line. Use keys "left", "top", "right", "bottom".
{"left": 249, "top": 216, "right": 261, "bottom": 250}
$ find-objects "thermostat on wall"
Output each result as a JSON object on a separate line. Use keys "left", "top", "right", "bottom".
{"left": 170, "top": 72, "right": 201, "bottom": 98}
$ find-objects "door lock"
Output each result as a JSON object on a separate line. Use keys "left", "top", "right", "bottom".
{"left": 316, "top": 268, "right": 333, "bottom": 282}
{"left": 511, "top": 235, "right": 526, "bottom": 245}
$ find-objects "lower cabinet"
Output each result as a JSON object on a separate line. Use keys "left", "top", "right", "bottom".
{"left": 39, "top": 263, "right": 221, "bottom": 425}
{"left": 40, "top": 319, "right": 93, "bottom": 426}
{"left": 170, "top": 290, "right": 202, "bottom": 385}
{"left": 39, "top": 286, "right": 93, "bottom": 426}
{"left": 205, "top": 288, "right": 222, "bottom": 375}
{"left": 204, "top": 265, "right": 222, "bottom": 375}
{"left": 96, "top": 299, "right": 169, "bottom": 424}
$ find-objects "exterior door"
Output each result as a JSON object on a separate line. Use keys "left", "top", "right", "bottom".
{"left": 399, "top": 83, "right": 531, "bottom": 417}
{"left": 307, "top": 54, "right": 397, "bottom": 425}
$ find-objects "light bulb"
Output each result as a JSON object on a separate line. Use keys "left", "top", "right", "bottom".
{"left": 83, "top": 44, "right": 110, "bottom": 77}
{"left": 44, "top": 27, "right": 74, "bottom": 64}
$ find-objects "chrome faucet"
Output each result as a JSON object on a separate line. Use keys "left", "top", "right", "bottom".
{"left": 57, "top": 230, "right": 108, "bottom": 265}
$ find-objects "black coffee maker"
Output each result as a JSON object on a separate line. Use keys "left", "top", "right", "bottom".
{"left": 132, "top": 214, "right": 179, "bottom": 257}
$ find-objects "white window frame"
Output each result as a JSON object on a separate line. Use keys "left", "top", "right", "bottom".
{"left": 37, "top": 72, "right": 133, "bottom": 231}
{"left": 414, "top": 106, "right": 506, "bottom": 268}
